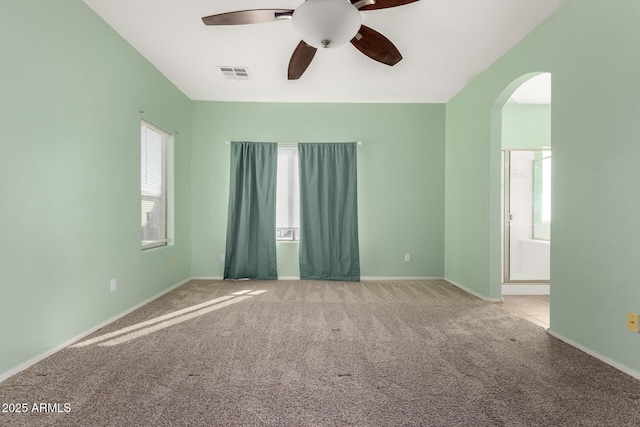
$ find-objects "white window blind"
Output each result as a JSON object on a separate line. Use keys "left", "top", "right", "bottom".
{"left": 141, "top": 121, "right": 168, "bottom": 250}
{"left": 276, "top": 146, "right": 300, "bottom": 240}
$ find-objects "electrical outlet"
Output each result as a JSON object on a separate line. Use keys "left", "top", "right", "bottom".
{"left": 170, "top": 259, "right": 175, "bottom": 269}
{"left": 110, "top": 278, "right": 117, "bottom": 292}
{"left": 627, "top": 312, "right": 639, "bottom": 333}
{"left": 404, "top": 253, "right": 411, "bottom": 262}
{"left": 219, "top": 253, "right": 225, "bottom": 262}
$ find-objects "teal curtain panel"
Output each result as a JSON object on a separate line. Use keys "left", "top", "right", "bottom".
{"left": 298, "top": 143, "right": 361, "bottom": 281}
{"left": 224, "top": 142, "right": 278, "bottom": 279}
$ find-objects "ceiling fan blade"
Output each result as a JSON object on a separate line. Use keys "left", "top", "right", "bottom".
{"left": 352, "top": 0, "right": 419, "bottom": 11}
{"left": 202, "top": 9, "right": 293, "bottom": 26}
{"left": 288, "top": 41, "right": 317, "bottom": 80}
{"left": 351, "top": 25, "right": 402, "bottom": 66}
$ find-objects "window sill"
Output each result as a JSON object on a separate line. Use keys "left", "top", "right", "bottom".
{"left": 142, "top": 240, "right": 168, "bottom": 250}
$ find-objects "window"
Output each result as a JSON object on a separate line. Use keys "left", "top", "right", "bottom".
{"left": 532, "top": 152, "right": 551, "bottom": 241}
{"left": 276, "top": 146, "right": 300, "bottom": 240}
{"left": 141, "top": 121, "right": 169, "bottom": 250}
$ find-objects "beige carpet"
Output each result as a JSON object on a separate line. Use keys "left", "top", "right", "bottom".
{"left": 1, "top": 279, "right": 639, "bottom": 426}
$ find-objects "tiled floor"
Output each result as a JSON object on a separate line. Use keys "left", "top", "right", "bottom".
{"left": 500, "top": 295, "right": 550, "bottom": 329}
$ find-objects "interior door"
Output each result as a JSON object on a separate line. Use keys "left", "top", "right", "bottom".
{"left": 504, "top": 150, "right": 551, "bottom": 282}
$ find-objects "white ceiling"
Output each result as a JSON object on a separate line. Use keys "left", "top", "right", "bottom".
{"left": 82, "top": 0, "right": 565, "bottom": 103}
{"left": 509, "top": 73, "right": 551, "bottom": 104}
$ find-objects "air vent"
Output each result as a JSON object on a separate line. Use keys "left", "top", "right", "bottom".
{"left": 219, "top": 66, "right": 251, "bottom": 81}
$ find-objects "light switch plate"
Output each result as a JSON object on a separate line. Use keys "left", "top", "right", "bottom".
{"left": 627, "top": 312, "right": 639, "bottom": 333}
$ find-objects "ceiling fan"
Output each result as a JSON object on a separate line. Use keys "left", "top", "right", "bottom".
{"left": 202, "top": 0, "right": 419, "bottom": 80}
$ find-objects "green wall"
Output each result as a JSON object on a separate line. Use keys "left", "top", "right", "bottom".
{"left": 190, "top": 102, "right": 445, "bottom": 279}
{"left": 0, "top": 1, "right": 192, "bottom": 376}
{"left": 502, "top": 103, "right": 551, "bottom": 150}
{"left": 445, "top": 0, "right": 640, "bottom": 373}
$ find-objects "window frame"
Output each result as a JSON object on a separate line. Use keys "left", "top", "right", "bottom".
{"left": 141, "top": 120, "right": 170, "bottom": 250}
{"left": 276, "top": 145, "right": 300, "bottom": 242}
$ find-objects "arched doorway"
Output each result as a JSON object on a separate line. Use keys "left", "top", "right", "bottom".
{"left": 489, "top": 73, "right": 551, "bottom": 328}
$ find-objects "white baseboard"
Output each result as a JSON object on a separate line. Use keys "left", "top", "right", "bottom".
{"left": 277, "top": 277, "right": 443, "bottom": 281}
{"left": 445, "top": 278, "right": 502, "bottom": 302}
{"left": 361, "top": 276, "right": 443, "bottom": 281}
{"left": 0, "top": 277, "right": 192, "bottom": 384}
{"left": 547, "top": 329, "right": 640, "bottom": 381}
{"left": 191, "top": 276, "right": 224, "bottom": 280}
{"left": 191, "top": 276, "right": 444, "bottom": 282}
{"left": 502, "top": 284, "right": 550, "bottom": 295}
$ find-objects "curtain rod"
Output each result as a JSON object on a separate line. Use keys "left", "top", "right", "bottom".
{"left": 225, "top": 141, "right": 362, "bottom": 146}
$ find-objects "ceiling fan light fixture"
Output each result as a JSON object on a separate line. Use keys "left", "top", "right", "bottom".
{"left": 292, "top": 0, "right": 362, "bottom": 49}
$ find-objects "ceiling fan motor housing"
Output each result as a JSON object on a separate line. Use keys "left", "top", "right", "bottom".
{"left": 293, "top": 0, "right": 362, "bottom": 49}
